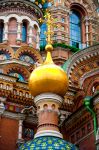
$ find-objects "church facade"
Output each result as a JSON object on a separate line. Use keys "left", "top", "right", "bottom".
{"left": 0, "top": 0, "right": 99, "bottom": 150}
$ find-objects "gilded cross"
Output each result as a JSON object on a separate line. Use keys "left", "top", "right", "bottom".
{"left": 39, "top": 11, "right": 54, "bottom": 45}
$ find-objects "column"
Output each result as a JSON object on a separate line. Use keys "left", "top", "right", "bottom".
{"left": 18, "top": 119, "right": 23, "bottom": 139}
{"left": 16, "top": 22, "right": 22, "bottom": 44}
{"left": 85, "top": 17, "right": 89, "bottom": 47}
{"left": 28, "top": 25, "right": 33, "bottom": 47}
{"left": 17, "top": 114, "right": 24, "bottom": 147}
{"left": 3, "top": 21, "right": 8, "bottom": 43}
{"left": 36, "top": 31, "right": 40, "bottom": 50}
{"left": 34, "top": 93, "right": 63, "bottom": 139}
{"left": 0, "top": 97, "right": 6, "bottom": 115}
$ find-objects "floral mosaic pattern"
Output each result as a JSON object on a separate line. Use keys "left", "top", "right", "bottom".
{"left": 19, "top": 136, "right": 77, "bottom": 150}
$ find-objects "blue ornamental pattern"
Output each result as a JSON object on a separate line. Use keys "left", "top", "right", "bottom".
{"left": 19, "top": 136, "right": 77, "bottom": 150}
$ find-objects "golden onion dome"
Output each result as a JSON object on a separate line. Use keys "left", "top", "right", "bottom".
{"left": 29, "top": 44, "right": 69, "bottom": 97}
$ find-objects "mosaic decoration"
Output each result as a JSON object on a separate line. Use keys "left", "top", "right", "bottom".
{"left": 0, "top": 54, "right": 8, "bottom": 60}
{"left": 30, "top": 0, "right": 52, "bottom": 10}
{"left": 5, "top": 104, "right": 21, "bottom": 112}
{"left": 20, "top": 55, "right": 34, "bottom": 64}
{"left": 24, "top": 128, "right": 34, "bottom": 140}
{"left": 9, "top": 72, "right": 25, "bottom": 81}
{"left": 19, "top": 136, "right": 77, "bottom": 150}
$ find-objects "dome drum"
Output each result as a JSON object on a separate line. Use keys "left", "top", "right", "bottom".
{"left": 34, "top": 93, "right": 63, "bottom": 105}
{"left": 34, "top": 93, "right": 63, "bottom": 114}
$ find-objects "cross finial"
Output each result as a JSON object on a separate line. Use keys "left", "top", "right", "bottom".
{"left": 44, "top": 11, "right": 54, "bottom": 44}
{"left": 39, "top": 10, "right": 54, "bottom": 45}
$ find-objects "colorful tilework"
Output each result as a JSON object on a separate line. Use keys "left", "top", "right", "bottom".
{"left": 19, "top": 136, "right": 77, "bottom": 150}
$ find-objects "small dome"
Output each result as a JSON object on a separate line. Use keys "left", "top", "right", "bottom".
{"left": 29, "top": 44, "right": 69, "bottom": 97}
{"left": 19, "top": 136, "right": 77, "bottom": 150}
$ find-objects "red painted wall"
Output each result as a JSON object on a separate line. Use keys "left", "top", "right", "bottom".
{"left": 0, "top": 117, "right": 19, "bottom": 150}
{"left": 79, "top": 133, "right": 96, "bottom": 150}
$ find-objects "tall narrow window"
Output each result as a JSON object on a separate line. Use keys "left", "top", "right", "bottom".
{"left": 70, "top": 10, "right": 81, "bottom": 49}
{"left": 22, "top": 22, "right": 27, "bottom": 42}
{"left": 40, "top": 23, "right": 47, "bottom": 48}
{"left": 0, "top": 22, "right": 4, "bottom": 43}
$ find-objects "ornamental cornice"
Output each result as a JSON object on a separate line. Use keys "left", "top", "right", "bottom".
{"left": 51, "top": 6, "right": 69, "bottom": 13}
{"left": 15, "top": 46, "right": 43, "bottom": 64}
{"left": 0, "top": 0, "right": 43, "bottom": 18}
{"left": 0, "top": 73, "right": 17, "bottom": 83}
{"left": 67, "top": 45, "right": 99, "bottom": 77}
{"left": 0, "top": 44, "right": 14, "bottom": 58}
{"left": 3, "top": 63, "right": 30, "bottom": 80}
{"left": 2, "top": 111, "right": 25, "bottom": 120}
{"left": 0, "top": 59, "right": 30, "bottom": 66}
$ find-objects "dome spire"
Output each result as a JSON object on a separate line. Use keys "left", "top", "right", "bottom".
{"left": 39, "top": 10, "right": 54, "bottom": 64}
{"left": 44, "top": 11, "right": 54, "bottom": 64}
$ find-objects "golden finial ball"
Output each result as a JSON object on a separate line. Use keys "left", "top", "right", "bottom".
{"left": 45, "top": 44, "right": 53, "bottom": 51}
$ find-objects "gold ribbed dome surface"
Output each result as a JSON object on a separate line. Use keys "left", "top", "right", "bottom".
{"left": 29, "top": 44, "right": 69, "bottom": 97}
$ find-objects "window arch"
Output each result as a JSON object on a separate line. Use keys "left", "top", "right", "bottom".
{"left": 0, "top": 22, "right": 4, "bottom": 43}
{"left": 70, "top": 10, "right": 81, "bottom": 49}
{"left": 22, "top": 22, "right": 27, "bottom": 42}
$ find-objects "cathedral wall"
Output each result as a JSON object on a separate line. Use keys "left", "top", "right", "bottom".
{"left": 0, "top": 117, "right": 19, "bottom": 150}
{"left": 79, "top": 133, "right": 95, "bottom": 150}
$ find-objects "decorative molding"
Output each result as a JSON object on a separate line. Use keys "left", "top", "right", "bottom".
{"left": 2, "top": 111, "right": 25, "bottom": 120}
{"left": 0, "top": 0, "right": 43, "bottom": 18}
{"left": 79, "top": 68, "right": 99, "bottom": 88}
{"left": 34, "top": 93, "right": 63, "bottom": 105}
{"left": 34, "top": 130, "right": 63, "bottom": 139}
{"left": 0, "top": 59, "right": 30, "bottom": 66}
{"left": 66, "top": 45, "right": 99, "bottom": 77}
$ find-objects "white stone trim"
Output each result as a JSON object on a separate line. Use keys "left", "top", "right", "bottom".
{"left": 0, "top": 14, "right": 41, "bottom": 47}
{"left": 34, "top": 93, "right": 63, "bottom": 105}
{"left": 6, "top": 14, "right": 21, "bottom": 22}
{"left": 0, "top": 59, "right": 30, "bottom": 66}
{"left": 79, "top": 68, "right": 99, "bottom": 88}
{"left": 33, "top": 21, "right": 40, "bottom": 33}
{"left": 34, "top": 130, "right": 63, "bottom": 139}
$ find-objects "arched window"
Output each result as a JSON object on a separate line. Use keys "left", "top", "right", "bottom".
{"left": 0, "top": 22, "right": 4, "bottom": 43}
{"left": 22, "top": 22, "right": 27, "bottom": 42}
{"left": 70, "top": 10, "right": 81, "bottom": 49}
{"left": 40, "top": 23, "right": 47, "bottom": 48}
